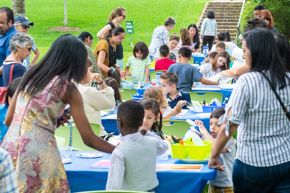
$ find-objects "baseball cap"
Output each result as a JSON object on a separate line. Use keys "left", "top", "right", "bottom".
{"left": 14, "top": 16, "right": 34, "bottom": 26}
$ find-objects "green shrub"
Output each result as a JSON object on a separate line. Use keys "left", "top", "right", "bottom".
{"left": 240, "top": 0, "right": 290, "bottom": 38}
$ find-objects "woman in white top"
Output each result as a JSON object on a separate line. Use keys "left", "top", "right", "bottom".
{"left": 201, "top": 10, "right": 217, "bottom": 51}
{"left": 209, "top": 28, "right": 290, "bottom": 192}
{"left": 148, "top": 17, "right": 176, "bottom": 60}
{"left": 77, "top": 64, "right": 115, "bottom": 136}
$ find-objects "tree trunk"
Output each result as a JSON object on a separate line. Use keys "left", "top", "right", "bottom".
{"left": 12, "top": 0, "right": 25, "bottom": 17}
{"left": 64, "top": 0, "right": 67, "bottom": 26}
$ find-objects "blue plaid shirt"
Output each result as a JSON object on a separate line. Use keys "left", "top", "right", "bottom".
{"left": 0, "top": 148, "right": 18, "bottom": 193}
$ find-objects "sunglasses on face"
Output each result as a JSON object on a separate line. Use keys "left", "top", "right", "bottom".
{"left": 22, "top": 25, "right": 31, "bottom": 30}
{"left": 119, "top": 14, "right": 126, "bottom": 19}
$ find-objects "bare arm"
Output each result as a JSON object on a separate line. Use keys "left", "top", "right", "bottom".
{"left": 31, "top": 48, "right": 40, "bottom": 65}
{"left": 97, "top": 25, "right": 112, "bottom": 39}
{"left": 4, "top": 91, "right": 19, "bottom": 126}
{"left": 199, "top": 77, "right": 218, "bottom": 85}
{"left": 97, "top": 50, "right": 110, "bottom": 75}
{"left": 221, "top": 64, "right": 249, "bottom": 77}
{"left": 145, "top": 66, "right": 149, "bottom": 82}
{"left": 64, "top": 85, "right": 115, "bottom": 153}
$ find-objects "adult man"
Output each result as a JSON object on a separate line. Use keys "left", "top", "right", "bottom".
{"left": 0, "top": 7, "right": 17, "bottom": 86}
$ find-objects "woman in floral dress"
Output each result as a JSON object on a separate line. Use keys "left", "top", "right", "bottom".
{"left": 1, "top": 34, "right": 115, "bottom": 193}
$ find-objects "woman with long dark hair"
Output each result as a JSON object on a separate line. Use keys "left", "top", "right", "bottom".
{"left": 1, "top": 34, "right": 115, "bottom": 192}
{"left": 187, "top": 24, "right": 200, "bottom": 52}
{"left": 209, "top": 28, "right": 290, "bottom": 192}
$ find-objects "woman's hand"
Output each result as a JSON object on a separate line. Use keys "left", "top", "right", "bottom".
{"left": 208, "top": 156, "right": 225, "bottom": 171}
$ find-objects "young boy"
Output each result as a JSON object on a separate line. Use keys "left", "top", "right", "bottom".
{"left": 155, "top": 45, "right": 175, "bottom": 72}
{"left": 160, "top": 72, "right": 191, "bottom": 109}
{"left": 195, "top": 108, "right": 236, "bottom": 193}
{"left": 106, "top": 100, "right": 168, "bottom": 191}
{"left": 154, "top": 34, "right": 180, "bottom": 61}
{"left": 215, "top": 41, "right": 226, "bottom": 53}
{"left": 14, "top": 16, "right": 40, "bottom": 69}
{"left": 167, "top": 47, "right": 217, "bottom": 93}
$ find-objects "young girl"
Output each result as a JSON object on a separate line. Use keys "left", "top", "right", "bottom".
{"left": 125, "top": 42, "right": 150, "bottom": 83}
{"left": 201, "top": 10, "right": 217, "bottom": 51}
{"left": 143, "top": 86, "right": 186, "bottom": 120}
{"left": 140, "top": 98, "right": 164, "bottom": 139}
{"left": 200, "top": 51, "right": 230, "bottom": 78}
{"left": 178, "top": 28, "right": 195, "bottom": 51}
{"left": 188, "top": 24, "right": 200, "bottom": 52}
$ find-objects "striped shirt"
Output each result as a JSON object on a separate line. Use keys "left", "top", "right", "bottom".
{"left": 226, "top": 71, "right": 290, "bottom": 167}
{"left": 0, "top": 148, "right": 18, "bottom": 193}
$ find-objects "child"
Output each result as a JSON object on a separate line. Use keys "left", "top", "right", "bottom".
{"left": 215, "top": 41, "right": 226, "bottom": 53}
{"left": 168, "top": 47, "right": 218, "bottom": 93}
{"left": 140, "top": 98, "right": 164, "bottom": 139}
{"left": 177, "top": 28, "right": 194, "bottom": 51}
{"left": 155, "top": 34, "right": 180, "bottom": 61}
{"left": 195, "top": 108, "right": 236, "bottom": 193}
{"left": 106, "top": 100, "right": 168, "bottom": 191}
{"left": 143, "top": 86, "right": 186, "bottom": 120}
{"left": 159, "top": 72, "right": 191, "bottom": 109}
{"left": 125, "top": 42, "right": 150, "bottom": 83}
{"left": 200, "top": 51, "right": 230, "bottom": 78}
{"left": 155, "top": 45, "right": 175, "bottom": 71}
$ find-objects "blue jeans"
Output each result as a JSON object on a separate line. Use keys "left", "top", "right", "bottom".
{"left": 233, "top": 159, "right": 290, "bottom": 193}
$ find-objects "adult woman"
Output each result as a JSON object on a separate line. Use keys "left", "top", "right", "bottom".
{"left": 97, "top": 7, "right": 126, "bottom": 69}
{"left": 209, "top": 29, "right": 290, "bottom": 192}
{"left": 148, "top": 17, "right": 176, "bottom": 60}
{"left": 1, "top": 34, "right": 114, "bottom": 192}
{"left": 97, "top": 7, "right": 126, "bottom": 39}
{"left": 78, "top": 65, "right": 115, "bottom": 136}
{"left": 78, "top": 31, "right": 102, "bottom": 74}
{"left": 201, "top": 10, "right": 217, "bottom": 51}
{"left": 94, "top": 27, "right": 125, "bottom": 83}
{"left": 187, "top": 24, "right": 200, "bottom": 52}
{"left": 2, "top": 33, "right": 32, "bottom": 86}
{"left": 259, "top": 10, "right": 278, "bottom": 33}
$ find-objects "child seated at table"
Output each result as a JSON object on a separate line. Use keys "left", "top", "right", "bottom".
{"left": 154, "top": 45, "right": 175, "bottom": 72}
{"left": 159, "top": 72, "right": 191, "bottom": 109}
{"left": 125, "top": 42, "right": 150, "bottom": 83}
{"left": 195, "top": 108, "right": 236, "bottom": 193}
{"left": 167, "top": 47, "right": 218, "bottom": 93}
{"left": 200, "top": 51, "right": 230, "bottom": 78}
{"left": 143, "top": 86, "right": 186, "bottom": 120}
{"left": 140, "top": 98, "right": 164, "bottom": 139}
{"left": 106, "top": 100, "right": 168, "bottom": 191}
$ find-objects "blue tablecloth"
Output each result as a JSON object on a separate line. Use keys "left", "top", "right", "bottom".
{"left": 101, "top": 110, "right": 211, "bottom": 135}
{"left": 192, "top": 85, "right": 233, "bottom": 102}
{"left": 64, "top": 151, "right": 216, "bottom": 193}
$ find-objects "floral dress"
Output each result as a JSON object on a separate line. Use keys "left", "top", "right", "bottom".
{"left": 1, "top": 77, "right": 70, "bottom": 193}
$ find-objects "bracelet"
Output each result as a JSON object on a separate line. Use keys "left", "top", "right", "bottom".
{"left": 96, "top": 80, "right": 104, "bottom": 85}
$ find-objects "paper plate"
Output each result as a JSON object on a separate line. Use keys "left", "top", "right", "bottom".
{"left": 62, "top": 158, "right": 72, "bottom": 164}
{"left": 76, "top": 152, "right": 103, "bottom": 159}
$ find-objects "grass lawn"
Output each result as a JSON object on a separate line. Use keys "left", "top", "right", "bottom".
{"left": 1, "top": 0, "right": 207, "bottom": 62}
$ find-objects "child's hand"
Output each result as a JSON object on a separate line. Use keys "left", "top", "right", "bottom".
{"left": 92, "top": 73, "right": 103, "bottom": 83}
{"left": 194, "top": 120, "right": 204, "bottom": 127}
{"left": 174, "top": 100, "right": 187, "bottom": 113}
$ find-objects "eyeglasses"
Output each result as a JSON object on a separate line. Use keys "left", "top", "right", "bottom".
{"left": 26, "top": 47, "right": 32, "bottom": 51}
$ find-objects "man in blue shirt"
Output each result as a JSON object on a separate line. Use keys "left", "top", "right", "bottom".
{"left": 0, "top": 7, "right": 17, "bottom": 86}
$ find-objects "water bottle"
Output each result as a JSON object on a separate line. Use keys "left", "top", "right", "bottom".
{"left": 202, "top": 45, "right": 209, "bottom": 56}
